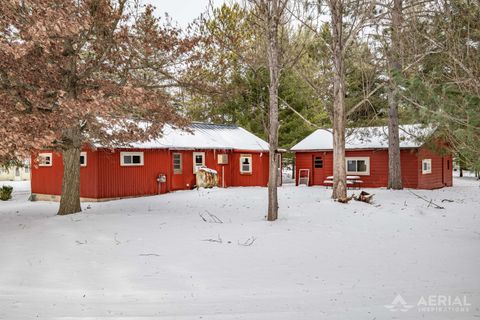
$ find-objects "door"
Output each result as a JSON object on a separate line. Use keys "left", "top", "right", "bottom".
{"left": 443, "top": 157, "right": 451, "bottom": 186}
{"left": 193, "top": 152, "right": 205, "bottom": 173}
{"left": 312, "top": 154, "right": 325, "bottom": 185}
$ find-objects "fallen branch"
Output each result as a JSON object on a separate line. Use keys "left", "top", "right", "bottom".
{"left": 441, "top": 199, "right": 454, "bottom": 203}
{"left": 354, "top": 191, "right": 375, "bottom": 204}
{"left": 199, "top": 210, "right": 223, "bottom": 223}
{"left": 206, "top": 210, "right": 223, "bottom": 223}
{"left": 408, "top": 191, "right": 445, "bottom": 209}
{"left": 139, "top": 253, "right": 161, "bottom": 257}
{"left": 202, "top": 234, "right": 222, "bottom": 243}
{"left": 238, "top": 237, "right": 256, "bottom": 247}
{"left": 336, "top": 195, "right": 354, "bottom": 203}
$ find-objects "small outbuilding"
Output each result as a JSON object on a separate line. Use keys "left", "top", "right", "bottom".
{"left": 31, "top": 123, "right": 274, "bottom": 201}
{"left": 291, "top": 124, "right": 452, "bottom": 189}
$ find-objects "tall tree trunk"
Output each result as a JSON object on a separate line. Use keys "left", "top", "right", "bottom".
{"left": 265, "top": 1, "right": 282, "bottom": 221}
{"left": 58, "top": 127, "right": 82, "bottom": 215}
{"left": 387, "top": 0, "right": 403, "bottom": 190}
{"left": 330, "top": 0, "right": 347, "bottom": 200}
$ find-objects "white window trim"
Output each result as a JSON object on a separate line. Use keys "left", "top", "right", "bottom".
{"left": 120, "top": 151, "right": 144, "bottom": 166}
{"left": 38, "top": 152, "right": 53, "bottom": 167}
{"left": 422, "top": 159, "right": 432, "bottom": 174}
{"left": 240, "top": 154, "right": 253, "bottom": 174}
{"left": 346, "top": 157, "right": 370, "bottom": 176}
{"left": 193, "top": 152, "right": 205, "bottom": 173}
{"left": 173, "top": 153, "right": 182, "bottom": 174}
{"left": 80, "top": 152, "right": 87, "bottom": 167}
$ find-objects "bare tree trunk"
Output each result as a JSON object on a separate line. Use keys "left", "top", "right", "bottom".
{"left": 58, "top": 127, "right": 82, "bottom": 215}
{"left": 387, "top": 0, "right": 403, "bottom": 190}
{"left": 264, "top": 0, "right": 283, "bottom": 221}
{"left": 330, "top": 0, "right": 347, "bottom": 199}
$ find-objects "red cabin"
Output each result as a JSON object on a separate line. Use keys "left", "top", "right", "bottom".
{"left": 291, "top": 124, "right": 453, "bottom": 189}
{"left": 31, "top": 123, "right": 273, "bottom": 201}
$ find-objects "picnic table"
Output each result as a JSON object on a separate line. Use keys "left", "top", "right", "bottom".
{"left": 323, "top": 175, "right": 364, "bottom": 189}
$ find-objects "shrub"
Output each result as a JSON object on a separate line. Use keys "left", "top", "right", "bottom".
{"left": 0, "top": 185, "right": 13, "bottom": 201}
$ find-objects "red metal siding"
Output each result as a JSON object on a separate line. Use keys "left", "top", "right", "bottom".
{"left": 294, "top": 148, "right": 445, "bottom": 189}
{"left": 230, "top": 152, "right": 269, "bottom": 187}
{"left": 31, "top": 148, "right": 269, "bottom": 200}
{"left": 97, "top": 148, "right": 170, "bottom": 199}
{"left": 31, "top": 149, "right": 99, "bottom": 198}
{"left": 31, "top": 151, "right": 63, "bottom": 196}
{"left": 417, "top": 147, "right": 453, "bottom": 189}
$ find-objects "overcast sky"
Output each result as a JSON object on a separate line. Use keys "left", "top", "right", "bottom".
{"left": 145, "top": 0, "right": 226, "bottom": 28}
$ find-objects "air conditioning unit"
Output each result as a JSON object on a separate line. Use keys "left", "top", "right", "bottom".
{"left": 217, "top": 154, "right": 228, "bottom": 164}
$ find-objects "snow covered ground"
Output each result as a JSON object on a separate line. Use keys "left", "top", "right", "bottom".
{"left": 1, "top": 178, "right": 479, "bottom": 319}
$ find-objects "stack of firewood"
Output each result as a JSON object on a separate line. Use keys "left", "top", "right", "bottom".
{"left": 337, "top": 191, "right": 374, "bottom": 204}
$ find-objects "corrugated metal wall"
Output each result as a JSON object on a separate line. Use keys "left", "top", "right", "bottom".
{"left": 294, "top": 149, "right": 436, "bottom": 189}
{"left": 32, "top": 148, "right": 271, "bottom": 200}
{"left": 31, "top": 149, "right": 99, "bottom": 198}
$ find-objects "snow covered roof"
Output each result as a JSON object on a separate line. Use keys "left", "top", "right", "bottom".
{"left": 291, "top": 124, "right": 435, "bottom": 151}
{"left": 128, "top": 123, "right": 269, "bottom": 151}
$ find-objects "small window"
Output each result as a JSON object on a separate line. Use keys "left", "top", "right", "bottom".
{"left": 447, "top": 159, "right": 450, "bottom": 170}
{"left": 193, "top": 152, "right": 205, "bottom": 173}
{"left": 314, "top": 157, "right": 323, "bottom": 168}
{"left": 80, "top": 152, "right": 87, "bottom": 167}
{"left": 422, "top": 159, "right": 432, "bottom": 174}
{"left": 24, "top": 166, "right": 30, "bottom": 173}
{"left": 38, "top": 153, "right": 53, "bottom": 167}
{"left": 240, "top": 154, "right": 252, "bottom": 174}
{"left": 120, "top": 152, "right": 144, "bottom": 166}
{"left": 173, "top": 153, "right": 182, "bottom": 174}
{"left": 346, "top": 157, "right": 370, "bottom": 175}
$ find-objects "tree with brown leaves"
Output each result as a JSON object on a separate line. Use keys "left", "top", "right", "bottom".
{"left": 0, "top": 0, "right": 201, "bottom": 214}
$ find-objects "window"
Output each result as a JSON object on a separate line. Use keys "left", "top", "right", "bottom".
{"left": 173, "top": 153, "right": 182, "bottom": 174}
{"left": 24, "top": 166, "right": 30, "bottom": 174}
{"left": 120, "top": 152, "right": 144, "bottom": 166}
{"left": 38, "top": 153, "right": 53, "bottom": 167}
{"left": 314, "top": 157, "right": 323, "bottom": 168}
{"left": 217, "top": 154, "right": 228, "bottom": 164}
{"left": 447, "top": 159, "right": 450, "bottom": 170}
{"left": 80, "top": 152, "right": 87, "bottom": 167}
{"left": 240, "top": 154, "right": 252, "bottom": 174}
{"left": 193, "top": 152, "right": 205, "bottom": 173}
{"left": 422, "top": 159, "right": 432, "bottom": 174}
{"left": 346, "top": 157, "right": 370, "bottom": 175}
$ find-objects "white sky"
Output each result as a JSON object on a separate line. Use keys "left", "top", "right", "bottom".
{"left": 145, "top": 0, "right": 227, "bottom": 28}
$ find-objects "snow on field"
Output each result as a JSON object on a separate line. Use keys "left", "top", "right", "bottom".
{"left": 1, "top": 179, "right": 480, "bottom": 319}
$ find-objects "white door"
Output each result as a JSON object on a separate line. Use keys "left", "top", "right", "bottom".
{"left": 193, "top": 152, "right": 205, "bottom": 173}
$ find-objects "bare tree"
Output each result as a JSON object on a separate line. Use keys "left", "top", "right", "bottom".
{"left": 294, "top": 0, "right": 374, "bottom": 200}
{"left": 250, "top": 0, "right": 289, "bottom": 221}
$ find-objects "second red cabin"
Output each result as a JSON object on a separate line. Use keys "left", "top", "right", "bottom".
{"left": 291, "top": 124, "right": 453, "bottom": 189}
